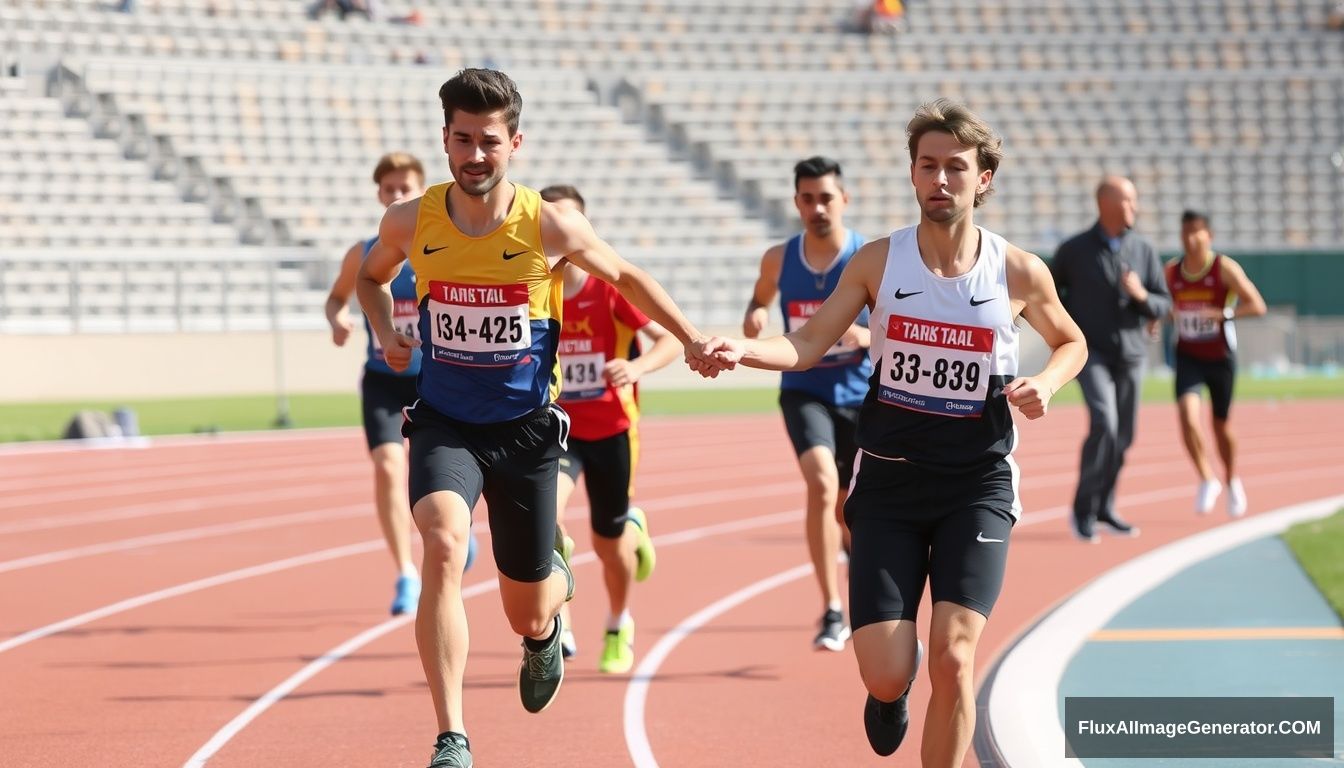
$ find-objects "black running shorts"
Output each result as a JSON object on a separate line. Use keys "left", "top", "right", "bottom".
{"left": 402, "top": 401, "right": 570, "bottom": 583}
{"left": 1175, "top": 351, "right": 1236, "bottom": 421}
{"left": 558, "top": 430, "right": 635, "bottom": 539}
{"left": 844, "top": 454, "right": 1020, "bottom": 630}
{"left": 360, "top": 368, "right": 419, "bottom": 451}
{"left": 779, "top": 389, "right": 861, "bottom": 489}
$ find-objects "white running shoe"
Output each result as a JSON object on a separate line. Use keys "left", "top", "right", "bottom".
{"left": 1195, "top": 479, "right": 1222, "bottom": 515}
{"left": 1227, "top": 478, "right": 1247, "bottom": 518}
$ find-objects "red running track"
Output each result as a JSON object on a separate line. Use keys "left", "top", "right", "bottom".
{"left": 1, "top": 401, "right": 1342, "bottom": 767}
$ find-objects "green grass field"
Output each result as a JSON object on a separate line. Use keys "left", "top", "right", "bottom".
{"left": 1282, "top": 510, "right": 1344, "bottom": 622}
{"left": 0, "top": 374, "right": 1338, "bottom": 443}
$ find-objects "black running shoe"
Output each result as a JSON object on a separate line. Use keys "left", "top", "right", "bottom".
{"left": 519, "top": 615, "right": 565, "bottom": 713}
{"left": 813, "top": 608, "right": 851, "bottom": 652}
{"left": 863, "top": 639, "right": 923, "bottom": 756}
{"left": 427, "top": 732, "right": 472, "bottom": 768}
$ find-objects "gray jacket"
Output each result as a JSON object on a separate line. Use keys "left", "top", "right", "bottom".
{"left": 1051, "top": 223, "right": 1172, "bottom": 364}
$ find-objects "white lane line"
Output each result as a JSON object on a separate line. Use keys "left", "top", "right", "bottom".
{"left": 986, "top": 493, "right": 1344, "bottom": 768}
{"left": 0, "top": 462, "right": 364, "bottom": 512}
{"left": 624, "top": 563, "right": 814, "bottom": 768}
{"left": 0, "top": 479, "right": 367, "bottom": 535}
{"left": 177, "top": 509, "right": 805, "bottom": 766}
{"left": 0, "top": 505, "right": 369, "bottom": 574}
{"left": 0, "top": 541, "right": 383, "bottom": 655}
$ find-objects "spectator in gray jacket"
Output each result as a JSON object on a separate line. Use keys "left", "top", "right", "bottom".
{"left": 1052, "top": 176, "right": 1171, "bottom": 542}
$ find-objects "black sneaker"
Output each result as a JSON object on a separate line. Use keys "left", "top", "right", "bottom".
{"left": 863, "top": 639, "right": 923, "bottom": 756}
{"left": 519, "top": 614, "right": 565, "bottom": 713}
{"left": 1070, "top": 516, "right": 1100, "bottom": 544}
{"left": 813, "top": 608, "right": 851, "bottom": 652}
{"left": 427, "top": 732, "right": 472, "bottom": 768}
{"left": 1097, "top": 513, "right": 1140, "bottom": 537}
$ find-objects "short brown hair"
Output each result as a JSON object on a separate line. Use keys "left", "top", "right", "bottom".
{"left": 539, "top": 184, "right": 586, "bottom": 213}
{"left": 906, "top": 99, "right": 1003, "bottom": 207}
{"left": 372, "top": 152, "right": 425, "bottom": 185}
{"left": 438, "top": 68, "right": 523, "bottom": 135}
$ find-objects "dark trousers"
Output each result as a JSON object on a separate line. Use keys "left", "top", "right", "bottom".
{"left": 1072, "top": 355, "right": 1144, "bottom": 528}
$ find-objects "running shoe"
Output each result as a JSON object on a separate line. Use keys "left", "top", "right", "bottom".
{"left": 1196, "top": 479, "right": 1222, "bottom": 515}
{"left": 560, "top": 627, "right": 578, "bottom": 660}
{"left": 1227, "top": 478, "right": 1247, "bottom": 518}
{"left": 519, "top": 614, "right": 565, "bottom": 713}
{"left": 814, "top": 608, "right": 851, "bottom": 652}
{"left": 628, "top": 507, "right": 656, "bottom": 582}
{"left": 863, "top": 639, "right": 924, "bottom": 756}
{"left": 598, "top": 618, "right": 635, "bottom": 674}
{"left": 464, "top": 530, "right": 479, "bottom": 572}
{"left": 391, "top": 574, "right": 421, "bottom": 616}
{"left": 427, "top": 732, "right": 472, "bottom": 768}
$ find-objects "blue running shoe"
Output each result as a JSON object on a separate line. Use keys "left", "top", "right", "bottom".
{"left": 464, "top": 530, "right": 479, "bottom": 572}
{"left": 391, "top": 574, "right": 422, "bottom": 616}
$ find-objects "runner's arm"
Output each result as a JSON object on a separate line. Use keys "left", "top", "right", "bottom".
{"left": 744, "top": 246, "right": 782, "bottom": 338}
{"left": 1220, "top": 257, "right": 1267, "bottom": 318}
{"left": 542, "top": 202, "right": 708, "bottom": 350}
{"left": 324, "top": 241, "right": 364, "bottom": 346}
{"left": 356, "top": 199, "right": 420, "bottom": 369}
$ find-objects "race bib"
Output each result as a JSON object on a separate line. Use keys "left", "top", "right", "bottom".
{"left": 371, "top": 298, "right": 421, "bottom": 357}
{"left": 559, "top": 351, "right": 607, "bottom": 401}
{"left": 878, "top": 314, "right": 992, "bottom": 418}
{"left": 1175, "top": 303, "right": 1222, "bottom": 342}
{"left": 426, "top": 281, "right": 531, "bottom": 367}
{"left": 786, "top": 300, "right": 859, "bottom": 364}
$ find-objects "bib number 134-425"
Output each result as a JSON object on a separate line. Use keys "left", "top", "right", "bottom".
{"left": 426, "top": 281, "right": 531, "bottom": 367}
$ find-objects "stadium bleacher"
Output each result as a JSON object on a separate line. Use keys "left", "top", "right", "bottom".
{"left": 1, "top": 0, "right": 1341, "bottom": 332}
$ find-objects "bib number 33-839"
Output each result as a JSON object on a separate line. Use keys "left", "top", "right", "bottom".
{"left": 426, "top": 281, "right": 531, "bottom": 367}
{"left": 879, "top": 314, "right": 992, "bottom": 418}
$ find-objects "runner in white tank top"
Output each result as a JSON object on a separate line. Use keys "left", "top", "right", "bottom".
{"left": 694, "top": 100, "right": 1087, "bottom": 766}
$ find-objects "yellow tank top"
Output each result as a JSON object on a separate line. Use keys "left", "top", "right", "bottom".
{"left": 408, "top": 182, "right": 564, "bottom": 423}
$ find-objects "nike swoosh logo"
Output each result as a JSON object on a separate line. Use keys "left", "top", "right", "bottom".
{"left": 422, "top": 244, "right": 448, "bottom": 255}
{"left": 976, "top": 532, "right": 1004, "bottom": 543}
{"left": 502, "top": 249, "right": 528, "bottom": 260}
{"left": 893, "top": 289, "right": 923, "bottom": 300}
{"left": 969, "top": 296, "right": 995, "bottom": 306}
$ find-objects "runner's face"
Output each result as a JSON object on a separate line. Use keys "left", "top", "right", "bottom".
{"left": 910, "top": 131, "right": 990, "bottom": 224}
{"left": 793, "top": 174, "right": 847, "bottom": 238}
{"left": 442, "top": 110, "right": 519, "bottom": 196}
{"left": 377, "top": 168, "right": 425, "bottom": 208}
{"left": 1181, "top": 220, "right": 1211, "bottom": 256}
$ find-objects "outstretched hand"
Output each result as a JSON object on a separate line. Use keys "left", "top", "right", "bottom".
{"left": 1004, "top": 376, "right": 1054, "bottom": 420}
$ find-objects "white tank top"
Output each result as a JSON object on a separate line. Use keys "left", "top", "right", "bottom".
{"left": 856, "top": 225, "right": 1020, "bottom": 469}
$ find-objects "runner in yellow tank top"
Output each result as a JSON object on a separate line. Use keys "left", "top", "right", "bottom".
{"left": 355, "top": 68, "right": 727, "bottom": 768}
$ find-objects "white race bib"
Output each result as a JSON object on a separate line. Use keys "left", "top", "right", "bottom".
{"left": 878, "top": 314, "right": 992, "bottom": 418}
{"left": 1175, "top": 303, "right": 1222, "bottom": 342}
{"left": 372, "top": 298, "right": 421, "bottom": 356}
{"left": 786, "top": 299, "right": 859, "bottom": 364}
{"left": 426, "top": 281, "right": 531, "bottom": 367}
{"left": 559, "top": 351, "right": 607, "bottom": 401}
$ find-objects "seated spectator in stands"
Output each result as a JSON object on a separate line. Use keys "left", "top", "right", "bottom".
{"left": 308, "top": 0, "right": 375, "bottom": 21}
{"left": 851, "top": 0, "right": 906, "bottom": 34}
{"left": 1329, "top": 1, "right": 1344, "bottom": 30}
